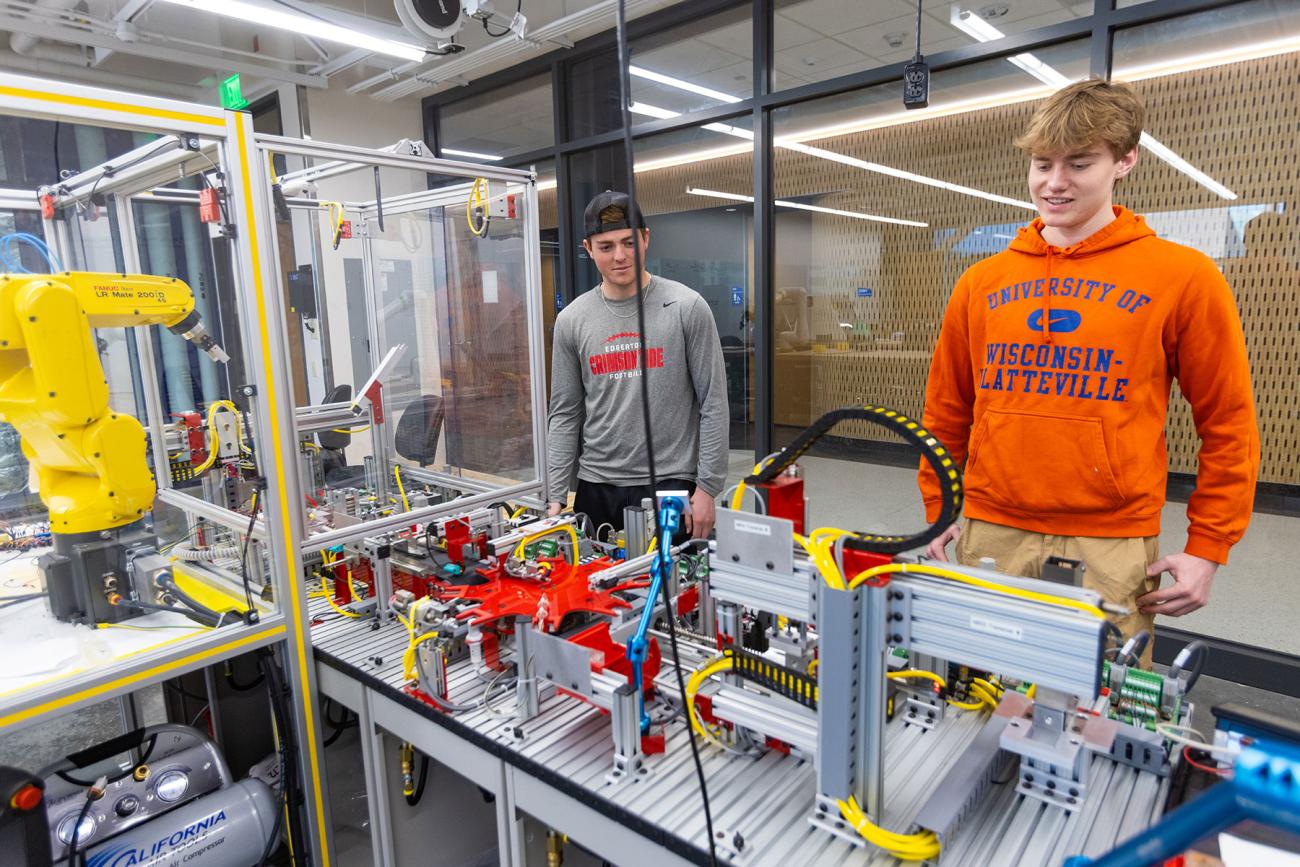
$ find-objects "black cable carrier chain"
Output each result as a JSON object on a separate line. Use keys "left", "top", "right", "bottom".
{"left": 723, "top": 646, "right": 819, "bottom": 711}
{"left": 743, "top": 404, "right": 964, "bottom": 554}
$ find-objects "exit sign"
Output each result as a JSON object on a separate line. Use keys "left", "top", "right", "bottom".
{"left": 220, "top": 74, "right": 249, "bottom": 111}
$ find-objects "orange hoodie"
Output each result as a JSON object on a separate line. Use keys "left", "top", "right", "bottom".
{"left": 919, "top": 206, "right": 1259, "bottom": 564}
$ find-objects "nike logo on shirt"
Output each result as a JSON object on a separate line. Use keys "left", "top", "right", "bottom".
{"left": 663, "top": 300, "right": 677, "bottom": 307}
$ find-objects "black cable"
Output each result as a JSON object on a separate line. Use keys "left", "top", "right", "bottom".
{"left": 424, "top": 524, "right": 439, "bottom": 562}
{"left": 163, "top": 679, "right": 209, "bottom": 705}
{"left": 914, "top": 0, "right": 923, "bottom": 59}
{"left": 613, "top": 3, "right": 717, "bottom": 864}
{"left": 482, "top": 0, "right": 522, "bottom": 37}
{"left": 110, "top": 595, "right": 221, "bottom": 628}
{"left": 53, "top": 120, "right": 62, "bottom": 186}
{"left": 65, "top": 792, "right": 93, "bottom": 867}
{"left": 322, "top": 699, "right": 358, "bottom": 748}
{"left": 404, "top": 752, "right": 430, "bottom": 806}
{"left": 224, "top": 666, "right": 265, "bottom": 692}
{"left": 157, "top": 574, "right": 240, "bottom": 628}
{"left": 1103, "top": 620, "right": 1123, "bottom": 653}
{"left": 0, "top": 591, "right": 47, "bottom": 608}
{"left": 240, "top": 485, "right": 264, "bottom": 619}
{"left": 257, "top": 650, "right": 296, "bottom": 867}
{"left": 1170, "top": 640, "right": 1207, "bottom": 692}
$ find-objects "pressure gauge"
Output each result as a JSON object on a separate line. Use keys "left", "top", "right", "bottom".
{"left": 153, "top": 770, "right": 189, "bottom": 803}
{"left": 56, "top": 811, "right": 95, "bottom": 846}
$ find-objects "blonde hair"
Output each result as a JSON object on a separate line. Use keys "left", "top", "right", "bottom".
{"left": 1015, "top": 77, "right": 1145, "bottom": 160}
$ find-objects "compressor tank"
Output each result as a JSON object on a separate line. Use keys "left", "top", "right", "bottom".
{"left": 82, "top": 778, "right": 276, "bottom": 867}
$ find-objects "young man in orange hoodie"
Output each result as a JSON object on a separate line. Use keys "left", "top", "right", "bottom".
{"left": 919, "top": 78, "right": 1259, "bottom": 662}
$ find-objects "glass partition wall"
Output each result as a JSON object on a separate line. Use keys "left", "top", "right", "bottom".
{"left": 255, "top": 138, "right": 547, "bottom": 553}
{"left": 425, "top": 0, "right": 1300, "bottom": 666}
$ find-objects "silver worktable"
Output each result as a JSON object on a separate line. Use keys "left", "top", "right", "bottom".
{"left": 308, "top": 599, "right": 1169, "bottom": 866}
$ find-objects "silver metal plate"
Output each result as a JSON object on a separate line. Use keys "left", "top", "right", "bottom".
{"left": 715, "top": 508, "right": 794, "bottom": 576}
{"left": 527, "top": 627, "right": 598, "bottom": 698}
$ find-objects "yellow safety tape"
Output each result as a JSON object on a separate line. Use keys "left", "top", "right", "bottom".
{"left": 171, "top": 562, "right": 253, "bottom": 614}
{"left": 233, "top": 116, "right": 330, "bottom": 866}
{"left": 0, "top": 84, "right": 224, "bottom": 127}
{"left": 0, "top": 625, "right": 284, "bottom": 729}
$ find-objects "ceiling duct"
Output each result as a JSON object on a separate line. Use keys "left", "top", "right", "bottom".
{"left": 8, "top": 0, "right": 82, "bottom": 61}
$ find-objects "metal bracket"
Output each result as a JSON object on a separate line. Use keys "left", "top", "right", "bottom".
{"left": 885, "top": 584, "right": 913, "bottom": 647}
{"left": 900, "top": 691, "right": 944, "bottom": 731}
{"left": 807, "top": 796, "right": 867, "bottom": 850}
{"left": 1001, "top": 697, "right": 1115, "bottom": 809}
{"left": 605, "top": 683, "right": 644, "bottom": 785}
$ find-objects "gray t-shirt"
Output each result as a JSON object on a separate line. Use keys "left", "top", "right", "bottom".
{"left": 546, "top": 275, "right": 729, "bottom": 502}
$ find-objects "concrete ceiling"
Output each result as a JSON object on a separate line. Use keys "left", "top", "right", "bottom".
{"left": 0, "top": 1, "right": 1096, "bottom": 106}
{"left": 0, "top": 0, "right": 680, "bottom": 102}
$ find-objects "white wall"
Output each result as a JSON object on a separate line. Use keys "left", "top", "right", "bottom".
{"left": 292, "top": 82, "right": 430, "bottom": 411}
{"left": 293, "top": 83, "right": 447, "bottom": 470}
{"left": 305, "top": 83, "right": 426, "bottom": 156}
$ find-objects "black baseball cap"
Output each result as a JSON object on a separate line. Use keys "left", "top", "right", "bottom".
{"left": 583, "top": 191, "right": 645, "bottom": 240}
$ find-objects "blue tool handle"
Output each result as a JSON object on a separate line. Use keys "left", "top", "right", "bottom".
{"left": 1066, "top": 741, "right": 1300, "bottom": 867}
{"left": 627, "top": 497, "right": 685, "bottom": 732}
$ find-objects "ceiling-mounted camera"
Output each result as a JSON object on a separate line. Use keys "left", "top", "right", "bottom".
{"left": 394, "top": 0, "right": 464, "bottom": 40}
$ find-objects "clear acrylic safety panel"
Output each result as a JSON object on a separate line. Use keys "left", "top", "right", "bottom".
{"left": 260, "top": 148, "right": 540, "bottom": 540}
{"left": 0, "top": 107, "right": 282, "bottom": 719}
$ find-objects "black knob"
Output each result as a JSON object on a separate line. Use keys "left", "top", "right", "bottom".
{"left": 115, "top": 795, "right": 140, "bottom": 817}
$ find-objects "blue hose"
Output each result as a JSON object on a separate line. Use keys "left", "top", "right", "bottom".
{"left": 0, "top": 232, "right": 63, "bottom": 274}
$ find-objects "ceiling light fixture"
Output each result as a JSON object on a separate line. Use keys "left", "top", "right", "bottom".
{"left": 628, "top": 101, "right": 682, "bottom": 120}
{"left": 628, "top": 65, "right": 744, "bottom": 104}
{"left": 951, "top": 8, "right": 1237, "bottom": 200}
{"left": 441, "top": 147, "right": 504, "bottom": 162}
{"left": 1114, "top": 34, "right": 1300, "bottom": 82}
{"left": 780, "top": 140, "right": 1036, "bottom": 210}
{"left": 155, "top": 0, "right": 427, "bottom": 62}
{"left": 633, "top": 99, "right": 1034, "bottom": 209}
{"left": 686, "top": 187, "right": 929, "bottom": 227}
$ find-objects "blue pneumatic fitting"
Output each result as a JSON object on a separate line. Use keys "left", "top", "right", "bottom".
{"left": 1064, "top": 740, "right": 1300, "bottom": 867}
{"left": 626, "top": 496, "right": 685, "bottom": 733}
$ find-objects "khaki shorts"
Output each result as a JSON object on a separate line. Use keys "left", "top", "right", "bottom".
{"left": 955, "top": 518, "right": 1160, "bottom": 667}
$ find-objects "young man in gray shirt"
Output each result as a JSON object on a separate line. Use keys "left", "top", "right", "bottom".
{"left": 545, "top": 192, "right": 729, "bottom": 539}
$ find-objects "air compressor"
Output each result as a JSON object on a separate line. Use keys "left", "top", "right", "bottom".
{"left": 37, "top": 725, "right": 278, "bottom": 867}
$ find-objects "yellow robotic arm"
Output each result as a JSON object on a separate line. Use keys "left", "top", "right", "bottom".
{"left": 0, "top": 271, "right": 227, "bottom": 535}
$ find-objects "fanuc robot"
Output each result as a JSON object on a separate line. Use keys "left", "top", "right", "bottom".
{"left": 0, "top": 271, "right": 227, "bottom": 625}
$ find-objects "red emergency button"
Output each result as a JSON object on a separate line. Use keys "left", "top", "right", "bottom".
{"left": 9, "top": 783, "right": 42, "bottom": 812}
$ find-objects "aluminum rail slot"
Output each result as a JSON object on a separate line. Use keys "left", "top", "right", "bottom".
{"left": 294, "top": 401, "right": 365, "bottom": 434}
{"left": 0, "top": 187, "right": 40, "bottom": 210}
{"left": 489, "top": 516, "right": 578, "bottom": 556}
{"left": 586, "top": 541, "right": 698, "bottom": 587}
{"left": 301, "top": 480, "right": 542, "bottom": 554}
{"left": 399, "top": 469, "right": 547, "bottom": 512}
{"left": 399, "top": 465, "right": 502, "bottom": 496}
{"left": 709, "top": 683, "right": 818, "bottom": 755}
{"left": 893, "top": 572, "right": 1106, "bottom": 698}
{"left": 50, "top": 138, "right": 223, "bottom": 207}
{"left": 908, "top": 559, "right": 1106, "bottom": 607}
{"left": 257, "top": 134, "right": 535, "bottom": 184}
{"left": 274, "top": 138, "right": 430, "bottom": 188}
{"left": 350, "top": 185, "right": 472, "bottom": 214}
{"left": 156, "top": 488, "right": 268, "bottom": 539}
{"left": 707, "top": 559, "right": 817, "bottom": 623}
